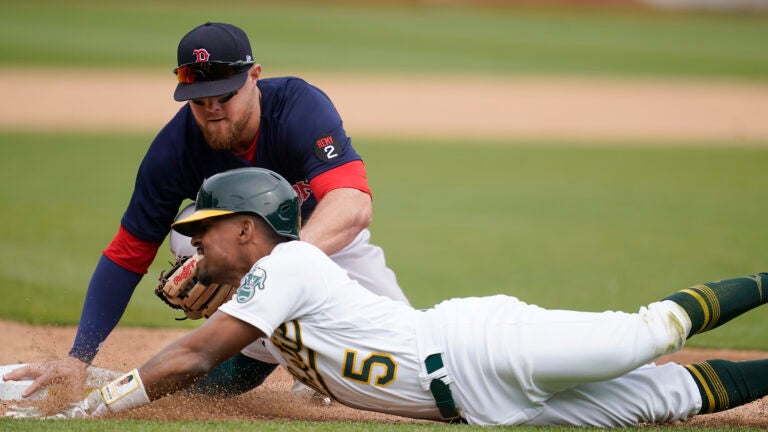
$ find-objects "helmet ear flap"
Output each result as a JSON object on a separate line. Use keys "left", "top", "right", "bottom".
{"left": 260, "top": 194, "right": 300, "bottom": 239}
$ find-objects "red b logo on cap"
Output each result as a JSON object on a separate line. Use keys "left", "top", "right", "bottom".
{"left": 193, "top": 49, "right": 210, "bottom": 63}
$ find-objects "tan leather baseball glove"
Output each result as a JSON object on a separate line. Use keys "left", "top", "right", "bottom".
{"left": 155, "top": 253, "right": 238, "bottom": 320}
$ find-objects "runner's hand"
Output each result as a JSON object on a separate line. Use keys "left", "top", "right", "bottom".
{"left": 3, "top": 357, "right": 88, "bottom": 398}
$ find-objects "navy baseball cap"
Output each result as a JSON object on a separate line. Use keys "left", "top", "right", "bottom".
{"left": 173, "top": 22, "right": 255, "bottom": 102}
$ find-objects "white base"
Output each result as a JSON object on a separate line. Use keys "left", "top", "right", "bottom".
{"left": 0, "top": 364, "right": 47, "bottom": 400}
{"left": 0, "top": 363, "right": 121, "bottom": 401}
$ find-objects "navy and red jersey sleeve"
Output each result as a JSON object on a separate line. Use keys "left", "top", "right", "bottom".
{"left": 256, "top": 78, "right": 364, "bottom": 198}
{"left": 102, "top": 225, "right": 162, "bottom": 274}
{"left": 121, "top": 108, "right": 205, "bottom": 243}
{"left": 309, "top": 160, "right": 371, "bottom": 202}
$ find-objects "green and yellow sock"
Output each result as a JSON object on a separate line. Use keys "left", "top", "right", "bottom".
{"left": 684, "top": 359, "right": 768, "bottom": 413}
{"left": 663, "top": 273, "right": 768, "bottom": 338}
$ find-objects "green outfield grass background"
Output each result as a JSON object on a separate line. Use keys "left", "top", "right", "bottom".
{"left": 1, "top": 1, "right": 768, "bottom": 431}
{"left": 1, "top": 0, "right": 768, "bottom": 78}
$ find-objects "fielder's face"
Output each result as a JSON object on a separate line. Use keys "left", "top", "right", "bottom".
{"left": 188, "top": 65, "right": 262, "bottom": 153}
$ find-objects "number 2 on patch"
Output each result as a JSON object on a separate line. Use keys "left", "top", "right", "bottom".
{"left": 324, "top": 145, "right": 338, "bottom": 159}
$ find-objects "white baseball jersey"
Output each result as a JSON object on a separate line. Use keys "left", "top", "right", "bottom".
{"left": 220, "top": 241, "right": 438, "bottom": 419}
{"left": 172, "top": 210, "right": 408, "bottom": 305}
{"left": 220, "top": 241, "right": 701, "bottom": 426}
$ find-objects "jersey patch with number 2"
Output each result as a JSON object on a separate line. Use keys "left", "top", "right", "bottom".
{"left": 313, "top": 134, "right": 342, "bottom": 161}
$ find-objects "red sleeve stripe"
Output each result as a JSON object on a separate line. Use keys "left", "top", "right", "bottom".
{"left": 103, "top": 225, "right": 162, "bottom": 275}
{"left": 309, "top": 160, "right": 371, "bottom": 202}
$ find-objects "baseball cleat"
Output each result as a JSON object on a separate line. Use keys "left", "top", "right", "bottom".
{"left": 291, "top": 379, "right": 331, "bottom": 405}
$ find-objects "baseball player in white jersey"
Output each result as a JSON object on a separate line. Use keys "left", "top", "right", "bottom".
{"left": 8, "top": 167, "right": 768, "bottom": 426}
{"left": 171, "top": 202, "right": 405, "bottom": 304}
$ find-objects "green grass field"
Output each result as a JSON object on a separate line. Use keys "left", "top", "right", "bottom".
{"left": 1, "top": 1, "right": 767, "bottom": 430}
{"left": 1, "top": 0, "right": 767, "bottom": 78}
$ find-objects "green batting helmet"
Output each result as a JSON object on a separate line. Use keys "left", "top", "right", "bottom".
{"left": 172, "top": 167, "right": 300, "bottom": 239}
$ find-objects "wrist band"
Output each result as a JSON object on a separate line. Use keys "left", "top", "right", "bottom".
{"left": 100, "top": 369, "right": 151, "bottom": 413}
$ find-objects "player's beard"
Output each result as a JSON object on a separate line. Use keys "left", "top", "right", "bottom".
{"left": 200, "top": 96, "right": 255, "bottom": 151}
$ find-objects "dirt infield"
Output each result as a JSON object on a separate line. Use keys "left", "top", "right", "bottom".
{"left": 2, "top": 69, "right": 768, "bottom": 143}
{"left": 1, "top": 320, "right": 767, "bottom": 426}
{"left": 1, "top": 70, "right": 768, "bottom": 425}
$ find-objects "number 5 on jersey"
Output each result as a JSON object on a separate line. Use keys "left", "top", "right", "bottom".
{"left": 343, "top": 350, "right": 398, "bottom": 386}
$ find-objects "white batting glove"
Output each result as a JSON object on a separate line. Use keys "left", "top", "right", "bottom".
{"left": 52, "top": 388, "right": 110, "bottom": 418}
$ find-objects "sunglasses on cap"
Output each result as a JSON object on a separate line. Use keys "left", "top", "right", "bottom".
{"left": 174, "top": 61, "right": 254, "bottom": 84}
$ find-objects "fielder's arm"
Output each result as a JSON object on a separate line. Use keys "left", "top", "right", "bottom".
{"left": 300, "top": 187, "right": 372, "bottom": 255}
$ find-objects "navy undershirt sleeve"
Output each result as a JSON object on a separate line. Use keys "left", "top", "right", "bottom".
{"left": 68, "top": 255, "right": 142, "bottom": 364}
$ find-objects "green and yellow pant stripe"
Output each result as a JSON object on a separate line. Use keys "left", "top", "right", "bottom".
{"left": 663, "top": 273, "right": 768, "bottom": 338}
{"left": 684, "top": 360, "right": 768, "bottom": 414}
